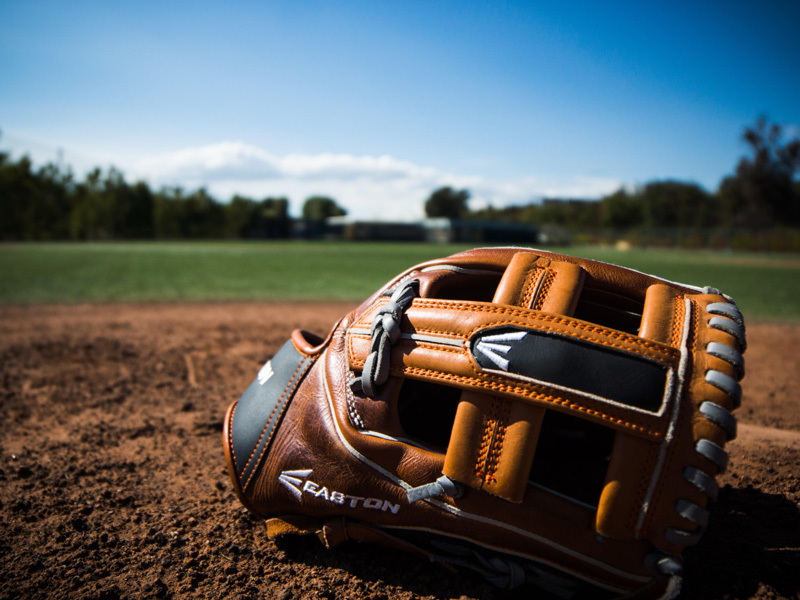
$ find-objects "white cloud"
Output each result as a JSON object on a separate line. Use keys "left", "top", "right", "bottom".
{"left": 131, "top": 141, "right": 481, "bottom": 220}
{"left": 130, "top": 141, "right": 623, "bottom": 220}
{"left": 135, "top": 142, "right": 281, "bottom": 181}
{"left": 278, "top": 152, "right": 442, "bottom": 182}
{"left": 3, "top": 135, "right": 623, "bottom": 220}
{"left": 134, "top": 142, "right": 444, "bottom": 184}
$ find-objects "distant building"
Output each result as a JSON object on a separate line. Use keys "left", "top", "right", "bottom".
{"left": 325, "top": 217, "right": 426, "bottom": 241}
{"left": 317, "top": 216, "right": 538, "bottom": 244}
{"left": 310, "top": 216, "right": 539, "bottom": 245}
{"left": 423, "top": 218, "right": 538, "bottom": 244}
{"left": 542, "top": 197, "right": 595, "bottom": 206}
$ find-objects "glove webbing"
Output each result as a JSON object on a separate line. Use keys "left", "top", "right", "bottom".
{"left": 427, "top": 540, "right": 579, "bottom": 596}
{"left": 349, "top": 279, "right": 419, "bottom": 398}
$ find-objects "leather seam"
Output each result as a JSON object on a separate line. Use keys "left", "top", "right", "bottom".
{"left": 520, "top": 267, "right": 545, "bottom": 308}
{"left": 228, "top": 400, "right": 239, "bottom": 471}
{"left": 464, "top": 319, "right": 678, "bottom": 362}
{"left": 642, "top": 299, "right": 700, "bottom": 544}
{"left": 531, "top": 269, "right": 556, "bottom": 310}
{"left": 346, "top": 392, "right": 365, "bottom": 429}
{"left": 240, "top": 359, "right": 304, "bottom": 477}
{"left": 412, "top": 299, "right": 668, "bottom": 346}
{"left": 691, "top": 299, "right": 700, "bottom": 355}
{"left": 475, "top": 397, "right": 501, "bottom": 482}
{"left": 348, "top": 322, "right": 677, "bottom": 364}
{"left": 348, "top": 342, "right": 665, "bottom": 435}
{"left": 399, "top": 365, "right": 662, "bottom": 436}
{"left": 485, "top": 399, "right": 510, "bottom": 483}
{"left": 242, "top": 362, "right": 309, "bottom": 492}
{"left": 360, "top": 297, "right": 676, "bottom": 355}
{"left": 348, "top": 341, "right": 666, "bottom": 436}
{"left": 670, "top": 297, "right": 685, "bottom": 348}
{"left": 240, "top": 359, "right": 307, "bottom": 490}
{"left": 631, "top": 442, "right": 659, "bottom": 535}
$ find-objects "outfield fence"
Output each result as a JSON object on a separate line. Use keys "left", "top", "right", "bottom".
{"left": 553, "top": 227, "right": 800, "bottom": 253}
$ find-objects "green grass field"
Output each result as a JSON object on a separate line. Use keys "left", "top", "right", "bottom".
{"left": 1, "top": 241, "right": 799, "bottom": 322}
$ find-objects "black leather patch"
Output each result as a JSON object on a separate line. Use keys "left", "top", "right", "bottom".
{"left": 231, "top": 339, "right": 315, "bottom": 491}
{"left": 472, "top": 327, "right": 667, "bottom": 412}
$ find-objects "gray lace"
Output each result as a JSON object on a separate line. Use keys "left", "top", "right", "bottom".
{"left": 349, "top": 279, "right": 419, "bottom": 398}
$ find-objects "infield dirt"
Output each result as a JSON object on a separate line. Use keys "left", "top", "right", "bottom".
{"left": 1, "top": 303, "right": 798, "bottom": 600}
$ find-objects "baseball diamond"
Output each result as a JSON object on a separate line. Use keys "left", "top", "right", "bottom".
{"left": 1, "top": 297, "right": 798, "bottom": 599}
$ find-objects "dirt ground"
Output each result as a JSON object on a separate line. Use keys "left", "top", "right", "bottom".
{"left": 1, "top": 302, "right": 798, "bottom": 600}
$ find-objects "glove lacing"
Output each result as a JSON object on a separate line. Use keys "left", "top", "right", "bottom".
{"left": 349, "top": 279, "right": 419, "bottom": 398}
{"left": 649, "top": 299, "right": 745, "bottom": 581}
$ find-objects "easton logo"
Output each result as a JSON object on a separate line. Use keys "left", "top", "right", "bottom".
{"left": 278, "top": 469, "right": 401, "bottom": 514}
{"left": 473, "top": 331, "right": 527, "bottom": 371}
{"left": 257, "top": 360, "right": 274, "bottom": 385}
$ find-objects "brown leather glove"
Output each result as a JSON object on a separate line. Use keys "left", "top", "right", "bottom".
{"left": 223, "top": 247, "right": 746, "bottom": 599}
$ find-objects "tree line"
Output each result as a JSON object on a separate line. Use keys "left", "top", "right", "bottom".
{"left": 427, "top": 117, "right": 800, "bottom": 237}
{"left": 2, "top": 116, "right": 798, "bottom": 244}
{"left": 0, "top": 150, "right": 347, "bottom": 241}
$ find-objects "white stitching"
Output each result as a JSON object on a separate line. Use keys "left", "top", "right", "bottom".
{"left": 346, "top": 394, "right": 366, "bottom": 429}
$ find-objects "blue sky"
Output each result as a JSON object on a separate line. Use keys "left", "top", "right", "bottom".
{"left": 2, "top": 0, "right": 799, "bottom": 219}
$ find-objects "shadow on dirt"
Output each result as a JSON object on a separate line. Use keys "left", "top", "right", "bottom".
{"left": 683, "top": 484, "right": 800, "bottom": 599}
{"left": 275, "top": 533, "right": 506, "bottom": 600}
{"left": 275, "top": 483, "right": 800, "bottom": 600}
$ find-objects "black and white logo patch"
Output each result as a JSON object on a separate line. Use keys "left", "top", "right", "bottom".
{"left": 470, "top": 327, "right": 669, "bottom": 413}
{"left": 473, "top": 330, "right": 527, "bottom": 371}
{"left": 257, "top": 359, "right": 275, "bottom": 385}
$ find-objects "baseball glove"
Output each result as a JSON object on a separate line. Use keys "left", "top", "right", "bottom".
{"left": 223, "top": 247, "right": 745, "bottom": 599}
